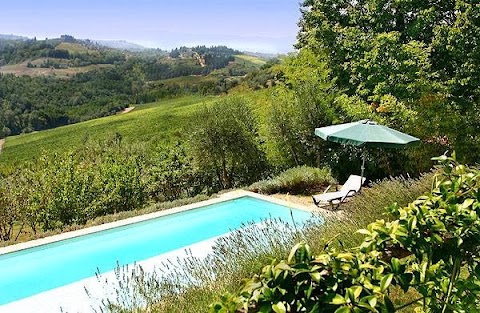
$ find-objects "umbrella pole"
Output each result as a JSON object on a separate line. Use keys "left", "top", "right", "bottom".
{"left": 360, "top": 150, "right": 366, "bottom": 188}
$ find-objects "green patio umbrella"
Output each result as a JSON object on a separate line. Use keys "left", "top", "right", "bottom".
{"left": 315, "top": 119, "right": 420, "bottom": 182}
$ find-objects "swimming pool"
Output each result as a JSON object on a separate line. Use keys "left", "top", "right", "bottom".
{"left": 0, "top": 194, "right": 313, "bottom": 305}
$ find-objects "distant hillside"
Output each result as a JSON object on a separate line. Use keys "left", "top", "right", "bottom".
{"left": 235, "top": 54, "right": 267, "bottom": 66}
{"left": 0, "top": 34, "right": 29, "bottom": 41}
{"left": 0, "top": 96, "right": 212, "bottom": 166}
{"left": 243, "top": 51, "right": 280, "bottom": 59}
{"left": 95, "top": 40, "right": 147, "bottom": 51}
{"left": 0, "top": 35, "right": 267, "bottom": 138}
{"left": 0, "top": 37, "right": 258, "bottom": 78}
{"left": 0, "top": 60, "right": 113, "bottom": 78}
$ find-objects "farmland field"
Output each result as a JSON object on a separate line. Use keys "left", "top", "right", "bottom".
{"left": 0, "top": 95, "right": 214, "bottom": 168}
{"left": 234, "top": 54, "right": 267, "bottom": 66}
{"left": 55, "top": 42, "right": 92, "bottom": 53}
{"left": 156, "top": 75, "right": 218, "bottom": 86}
{"left": 0, "top": 59, "right": 113, "bottom": 78}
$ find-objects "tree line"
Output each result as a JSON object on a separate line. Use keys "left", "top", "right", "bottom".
{"left": 295, "top": 0, "right": 479, "bottom": 166}
{"left": 223, "top": 0, "right": 479, "bottom": 182}
{"left": 0, "top": 37, "right": 125, "bottom": 66}
{"left": 0, "top": 71, "right": 132, "bottom": 137}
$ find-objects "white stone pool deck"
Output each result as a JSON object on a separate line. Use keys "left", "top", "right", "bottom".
{"left": 0, "top": 190, "right": 314, "bottom": 313}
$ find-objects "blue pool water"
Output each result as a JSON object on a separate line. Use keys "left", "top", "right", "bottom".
{"left": 0, "top": 196, "right": 312, "bottom": 305}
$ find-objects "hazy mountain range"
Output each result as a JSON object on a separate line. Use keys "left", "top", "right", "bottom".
{"left": 93, "top": 40, "right": 147, "bottom": 51}
{"left": 0, "top": 34, "right": 29, "bottom": 41}
{"left": 0, "top": 34, "right": 282, "bottom": 57}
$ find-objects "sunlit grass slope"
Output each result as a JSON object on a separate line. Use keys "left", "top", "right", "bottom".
{"left": 234, "top": 54, "right": 267, "bottom": 66}
{"left": 156, "top": 75, "right": 218, "bottom": 86}
{"left": 55, "top": 42, "right": 92, "bottom": 53}
{"left": 0, "top": 95, "right": 214, "bottom": 167}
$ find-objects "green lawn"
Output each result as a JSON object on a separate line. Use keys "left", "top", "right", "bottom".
{"left": 0, "top": 95, "right": 214, "bottom": 168}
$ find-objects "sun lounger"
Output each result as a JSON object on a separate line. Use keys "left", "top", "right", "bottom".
{"left": 312, "top": 175, "right": 366, "bottom": 209}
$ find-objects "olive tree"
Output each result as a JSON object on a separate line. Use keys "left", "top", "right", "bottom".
{"left": 189, "top": 97, "right": 268, "bottom": 190}
{"left": 0, "top": 179, "right": 18, "bottom": 241}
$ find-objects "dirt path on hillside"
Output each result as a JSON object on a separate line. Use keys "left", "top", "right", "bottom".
{"left": 121, "top": 107, "right": 135, "bottom": 114}
{"left": 193, "top": 52, "right": 206, "bottom": 67}
{"left": 0, "top": 139, "right": 5, "bottom": 153}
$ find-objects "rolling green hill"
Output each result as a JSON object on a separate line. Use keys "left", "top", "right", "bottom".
{"left": 0, "top": 95, "right": 214, "bottom": 168}
{"left": 234, "top": 54, "right": 267, "bottom": 66}
{"left": 55, "top": 42, "right": 93, "bottom": 54}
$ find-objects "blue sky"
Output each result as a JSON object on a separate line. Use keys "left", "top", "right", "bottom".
{"left": 0, "top": 0, "right": 301, "bottom": 53}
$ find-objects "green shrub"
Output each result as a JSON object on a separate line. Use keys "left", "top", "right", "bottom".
{"left": 147, "top": 143, "right": 198, "bottom": 202}
{"left": 0, "top": 138, "right": 221, "bottom": 242}
{"left": 249, "top": 165, "right": 336, "bottom": 195}
{"left": 189, "top": 97, "right": 268, "bottom": 190}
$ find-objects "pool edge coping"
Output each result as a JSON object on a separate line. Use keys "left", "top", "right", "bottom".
{"left": 0, "top": 190, "right": 314, "bottom": 256}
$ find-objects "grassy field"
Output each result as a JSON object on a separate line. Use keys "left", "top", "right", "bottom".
{"left": 0, "top": 43, "right": 108, "bottom": 78}
{"left": 234, "top": 54, "right": 267, "bottom": 66}
{"left": 156, "top": 75, "right": 218, "bottom": 86}
{"left": 0, "top": 89, "right": 271, "bottom": 170}
{"left": 0, "top": 95, "right": 214, "bottom": 168}
{"left": 55, "top": 42, "right": 93, "bottom": 53}
{"left": 0, "top": 59, "right": 113, "bottom": 78}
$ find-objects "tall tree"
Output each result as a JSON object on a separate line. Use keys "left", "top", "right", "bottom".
{"left": 189, "top": 97, "right": 267, "bottom": 189}
{"left": 297, "top": 0, "right": 480, "bottom": 163}
{"left": 265, "top": 50, "right": 339, "bottom": 168}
